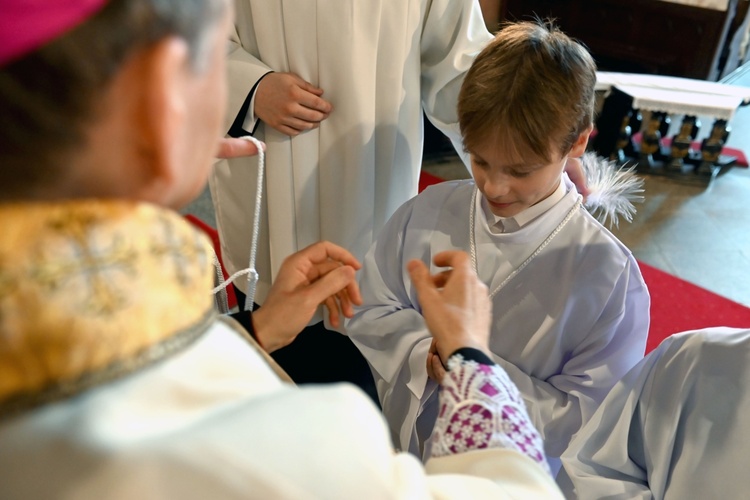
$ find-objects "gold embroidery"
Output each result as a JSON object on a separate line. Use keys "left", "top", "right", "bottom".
{"left": 0, "top": 200, "right": 216, "bottom": 411}
{"left": 31, "top": 212, "right": 138, "bottom": 316}
{"left": 151, "top": 213, "right": 210, "bottom": 287}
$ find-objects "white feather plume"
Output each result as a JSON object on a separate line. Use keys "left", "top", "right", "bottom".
{"left": 579, "top": 152, "right": 644, "bottom": 228}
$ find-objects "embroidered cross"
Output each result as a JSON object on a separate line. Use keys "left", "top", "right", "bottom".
{"left": 30, "top": 212, "right": 137, "bottom": 316}
{"left": 150, "top": 214, "right": 208, "bottom": 286}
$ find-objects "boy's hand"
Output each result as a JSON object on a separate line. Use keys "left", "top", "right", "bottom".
{"left": 426, "top": 338, "right": 447, "bottom": 382}
{"left": 564, "top": 156, "right": 590, "bottom": 199}
{"left": 252, "top": 241, "right": 362, "bottom": 352}
{"left": 408, "top": 251, "right": 492, "bottom": 364}
{"left": 255, "top": 72, "right": 332, "bottom": 136}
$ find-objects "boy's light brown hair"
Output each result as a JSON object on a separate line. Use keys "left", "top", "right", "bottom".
{"left": 458, "top": 20, "right": 596, "bottom": 164}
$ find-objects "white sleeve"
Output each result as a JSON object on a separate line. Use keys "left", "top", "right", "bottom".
{"left": 557, "top": 339, "right": 674, "bottom": 500}
{"left": 419, "top": 0, "right": 492, "bottom": 167}
{"left": 225, "top": 23, "right": 273, "bottom": 134}
{"left": 559, "top": 328, "right": 750, "bottom": 499}
{"left": 346, "top": 198, "right": 437, "bottom": 454}
{"left": 193, "top": 386, "right": 564, "bottom": 499}
{"left": 495, "top": 257, "right": 650, "bottom": 457}
{"left": 240, "top": 89, "right": 261, "bottom": 133}
{"left": 135, "top": 386, "right": 566, "bottom": 499}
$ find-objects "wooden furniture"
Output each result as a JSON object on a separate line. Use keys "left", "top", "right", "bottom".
{"left": 500, "top": 0, "right": 749, "bottom": 81}
{"left": 591, "top": 68, "right": 750, "bottom": 184}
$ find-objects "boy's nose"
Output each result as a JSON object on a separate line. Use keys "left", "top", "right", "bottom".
{"left": 482, "top": 176, "right": 511, "bottom": 199}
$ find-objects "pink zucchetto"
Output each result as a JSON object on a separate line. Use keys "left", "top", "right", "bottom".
{"left": 0, "top": 0, "right": 109, "bottom": 67}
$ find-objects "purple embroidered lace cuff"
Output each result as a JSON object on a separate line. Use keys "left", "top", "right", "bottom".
{"left": 431, "top": 354, "right": 551, "bottom": 475}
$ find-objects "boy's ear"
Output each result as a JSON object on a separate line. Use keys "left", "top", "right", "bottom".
{"left": 570, "top": 124, "right": 595, "bottom": 158}
{"left": 128, "top": 37, "right": 191, "bottom": 203}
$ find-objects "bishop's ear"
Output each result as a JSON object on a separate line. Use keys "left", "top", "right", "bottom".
{"left": 126, "top": 35, "right": 192, "bottom": 205}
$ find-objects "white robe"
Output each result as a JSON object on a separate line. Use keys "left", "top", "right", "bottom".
{"left": 559, "top": 327, "right": 750, "bottom": 500}
{"left": 0, "top": 316, "right": 563, "bottom": 499}
{"left": 347, "top": 178, "right": 650, "bottom": 465}
{"left": 210, "top": 0, "right": 492, "bottom": 307}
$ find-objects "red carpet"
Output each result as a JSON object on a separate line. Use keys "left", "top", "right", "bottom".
{"left": 639, "top": 262, "right": 750, "bottom": 353}
{"left": 419, "top": 171, "right": 450, "bottom": 192}
{"left": 417, "top": 171, "right": 750, "bottom": 354}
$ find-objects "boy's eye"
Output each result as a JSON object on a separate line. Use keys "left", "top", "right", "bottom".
{"left": 472, "top": 158, "right": 489, "bottom": 169}
{"left": 510, "top": 170, "right": 531, "bottom": 178}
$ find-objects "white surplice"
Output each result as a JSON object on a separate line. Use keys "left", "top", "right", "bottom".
{"left": 347, "top": 177, "right": 650, "bottom": 464}
{"left": 559, "top": 327, "right": 750, "bottom": 500}
{"left": 210, "top": 0, "right": 492, "bottom": 308}
{"left": 0, "top": 318, "right": 564, "bottom": 500}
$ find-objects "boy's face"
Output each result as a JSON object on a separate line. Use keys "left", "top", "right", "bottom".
{"left": 468, "top": 138, "right": 569, "bottom": 218}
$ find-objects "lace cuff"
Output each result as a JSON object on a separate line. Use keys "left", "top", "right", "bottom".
{"left": 430, "top": 354, "right": 550, "bottom": 475}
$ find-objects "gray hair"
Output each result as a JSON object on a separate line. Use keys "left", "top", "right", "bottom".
{"left": 0, "top": 0, "right": 226, "bottom": 199}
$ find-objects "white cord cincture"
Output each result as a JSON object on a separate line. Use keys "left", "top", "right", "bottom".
{"left": 242, "top": 136, "right": 265, "bottom": 310}
{"left": 210, "top": 136, "right": 265, "bottom": 313}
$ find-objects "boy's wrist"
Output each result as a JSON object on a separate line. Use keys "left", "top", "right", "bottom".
{"left": 249, "top": 309, "right": 283, "bottom": 353}
{"left": 447, "top": 347, "right": 496, "bottom": 367}
{"left": 437, "top": 337, "right": 491, "bottom": 364}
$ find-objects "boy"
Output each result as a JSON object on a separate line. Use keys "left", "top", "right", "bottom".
{"left": 0, "top": 1, "right": 561, "bottom": 497}
{"left": 348, "top": 21, "right": 650, "bottom": 472}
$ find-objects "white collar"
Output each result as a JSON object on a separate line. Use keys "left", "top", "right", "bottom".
{"left": 482, "top": 176, "right": 569, "bottom": 233}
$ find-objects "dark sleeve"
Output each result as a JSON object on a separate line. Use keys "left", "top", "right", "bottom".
{"left": 227, "top": 71, "right": 274, "bottom": 138}
{"left": 449, "top": 348, "right": 496, "bottom": 366}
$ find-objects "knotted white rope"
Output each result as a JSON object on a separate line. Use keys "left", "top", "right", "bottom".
{"left": 211, "top": 135, "right": 265, "bottom": 312}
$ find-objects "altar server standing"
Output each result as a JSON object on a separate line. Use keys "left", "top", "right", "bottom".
{"left": 209, "top": 0, "right": 494, "bottom": 389}
{"left": 214, "top": 0, "right": 491, "bottom": 306}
